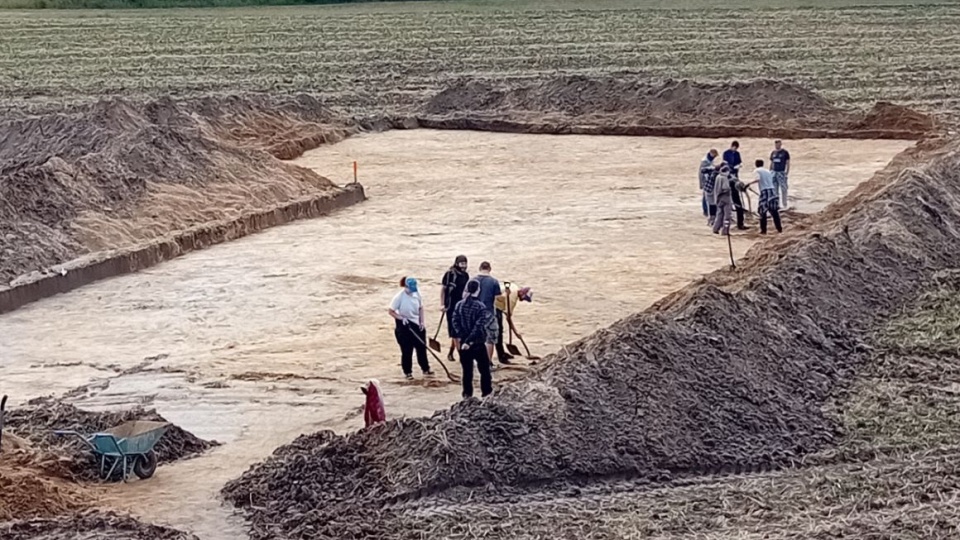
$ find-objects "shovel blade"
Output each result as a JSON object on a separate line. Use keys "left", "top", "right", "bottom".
{"left": 506, "top": 343, "right": 522, "bottom": 356}
{"left": 428, "top": 338, "right": 442, "bottom": 352}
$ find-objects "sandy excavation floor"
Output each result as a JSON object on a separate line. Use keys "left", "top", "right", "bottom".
{"left": 0, "top": 131, "right": 909, "bottom": 539}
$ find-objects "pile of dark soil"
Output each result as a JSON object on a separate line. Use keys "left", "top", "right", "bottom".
{"left": 421, "top": 76, "right": 937, "bottom": 139}
{"left": 0, "top": 94, "right": 347, "bottom": 285}
{"left": 5, "top": 398, "right": 218, "bottom": 482}
{"left": 223, "top": 133, "right": 960, "bottom": 540}
{"left": 0, "top": 511, "right": 197, "bottom": 540}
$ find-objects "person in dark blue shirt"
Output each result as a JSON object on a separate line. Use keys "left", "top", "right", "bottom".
{"left": 722, "top": 141, "right": 743, "bottom": 178}
{"left": 721, "top": 141, "right": 747, "bottom": 230}
{"left": 770, "top": 139, "right": 791, "bottom": 209}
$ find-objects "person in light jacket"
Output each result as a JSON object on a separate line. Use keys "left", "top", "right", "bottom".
{"left": 388, "top": 277, "right": 433, "bottom": 380}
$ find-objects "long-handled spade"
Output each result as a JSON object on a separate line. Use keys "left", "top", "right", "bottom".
{"left": 503, "top": 285, "right": 523, "bottom": 358}
{"left": 507, "top": 317, "right": 541, "bottom": 363}
{"left": 0, "top": 395, "right": 7, "bottom": 453}
{"left": 727, "top": 217, "right": 737, "bottom": 269}
{"left": 407, "top": 326, "right": 460, "bottom": 383}
{"left": 428, "top": 312, "right": 445, "bottom": 353}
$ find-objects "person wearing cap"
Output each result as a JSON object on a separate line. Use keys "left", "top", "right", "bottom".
{"left": 440, "top": 255, "right": 470, "bottom": 361}
{"left": 388, "top": 277, "right": 432, "bottom": 380}
{"left": 472, "top": 261, "right": 507, "bottom": 364}
{"left": 699, "top": 149, "right": 720, "bottom": 224}
{"left": 452, "top": 280, "right": 494, "bottom": 398}
{"left": 712, "top": 164, "right": 734, "bottom": 236}
{"left": 770, "top": 139, "right": 791, "bottom": 210}
{"left": 495, "top": 283, "right": 533, "bottom": 355}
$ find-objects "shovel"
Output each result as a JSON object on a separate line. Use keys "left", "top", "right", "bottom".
{"left": 428, "top": 312, "right": 445, "bottom": 352}
{"left": 503, "top": 285, "right": 523, "bottom": 358}
{"left": 406, "top": 325, "right": 460, "bottom": 383}
{"left": 0, "top": 395, "right": 7, "bottom": 453}
{"left": 504, "top": 309, "right": 541, "bottom": 362}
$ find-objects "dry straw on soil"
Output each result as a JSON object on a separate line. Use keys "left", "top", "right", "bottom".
{"left": 0, "top": 511, "right": 198, "bottom": 540}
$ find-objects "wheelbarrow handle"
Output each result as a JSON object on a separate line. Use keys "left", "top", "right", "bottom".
{"left": 54, "top": 430, "right": 98, "bottom": 452}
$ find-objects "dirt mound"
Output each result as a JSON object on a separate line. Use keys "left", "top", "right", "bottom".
{"left": 0, "top": 511, "right": 197, "bottom": 540}
{"left": 0, "top": 462, "right": 89, "bottom": 521}
{"left": 851, "top": 101, "right": 939, "bottom": 134}
{"left": 427, "top": 76, "right": 836, "bottom": 122}
{"left": 223, "top": 136, "right": 960, "bottom": 540}
{"left": 5, "top": 398, "right": 218, "bottom": 482}
{"left": 0, "top": 94, "right": 349, "bottom": 286}
{"left": 422, "top": 76, "right": 937, "bottom": 139}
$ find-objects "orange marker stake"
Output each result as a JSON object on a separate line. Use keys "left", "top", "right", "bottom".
{"left": 353, "top": 161, "right": 358, "bottom": 184}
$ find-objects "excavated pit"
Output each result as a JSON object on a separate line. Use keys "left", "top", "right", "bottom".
{"left": 0, "top": 75, "right": 948, "bottom": 539}
{"left": 220, "top": 77, "right": 956, "bottom": 538}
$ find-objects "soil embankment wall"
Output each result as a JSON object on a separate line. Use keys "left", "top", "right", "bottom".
{"left": 0, "top": 184, "right": 364, "bottom": 314}
{"left": 416, "top": 116, "right": 926, "bottom": 140}
{"left": 417, "top": 77, "right": 937, "bottom": 141}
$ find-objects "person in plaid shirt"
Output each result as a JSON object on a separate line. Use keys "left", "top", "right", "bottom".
{"left": 452, "top": 280, "right": 494, "bottom": 398}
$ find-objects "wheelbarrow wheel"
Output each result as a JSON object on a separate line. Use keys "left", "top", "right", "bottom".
{"left": 133, "top": 450, "right": 158, "bottom": 480}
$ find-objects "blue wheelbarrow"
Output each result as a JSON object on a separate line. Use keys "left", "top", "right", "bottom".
{"left": 55, "top": 420, "right": 169, "bottom": 482}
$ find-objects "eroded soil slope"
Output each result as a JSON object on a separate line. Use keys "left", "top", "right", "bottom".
{"left": 422, "top": 76, "right": 937, "bottom": 139}
{"left": 223, "top": 131, "right": 960, "bottom": 539}
{"left": 0, "top": 94, "right": 350, "bottom": 285}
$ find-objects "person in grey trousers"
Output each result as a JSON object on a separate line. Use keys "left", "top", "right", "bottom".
{"left": 770, "top": 139, "right": 791, "bottom": 210}
{"left": 712, "top": 164, "right": 734, "bottom": 236}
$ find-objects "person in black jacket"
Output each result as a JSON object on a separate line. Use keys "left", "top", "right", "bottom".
{"left": 452, "top": 280, "right": 494, "bottom": 399}
{"left": 440, "top": 255, "right": 470, "bottom": 361}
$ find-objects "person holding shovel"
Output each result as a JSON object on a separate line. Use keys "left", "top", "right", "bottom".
{"left": 389, "top": 277, "right": 433, "bottom": 380}
{"left": 712, "top": 164, "right": 734, "bottom": 236}
{"left": 440, "top": 255, "right": 470, "bottom": 362}
{"left": 452, "top": 280, "right": 494, "bottom": 398}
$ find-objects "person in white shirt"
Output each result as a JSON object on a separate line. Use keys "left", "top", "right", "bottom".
{"left": 388, "top": 277, "right": 433, "bottom": 380}
{"left": 746, "top": 159, "right": 783, "bottom": 234}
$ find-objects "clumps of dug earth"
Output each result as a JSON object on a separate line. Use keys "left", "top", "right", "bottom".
{"left": 0, "top": 93, "right": 351, "bottom": 285}
{"left": 0, "top": 456, "right": 88, "bottom": 522}
{"left": 223, "top": 136, "right": 960, "bottom": 539}
{"left": 4, "top": 397, "right": 217, "bottom": 482}
{"left": 421, "top": 75, "right": 938, "bottom": 139}
{"left": 0, "top": 511, "right": 198, "bottom": 540}
{"left": 0, "top": 399, "right": 210, "bottom": 539}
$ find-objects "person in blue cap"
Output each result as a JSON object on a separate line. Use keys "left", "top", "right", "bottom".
{"left": 388, "top": 276, "right": 433, "bottom": 380}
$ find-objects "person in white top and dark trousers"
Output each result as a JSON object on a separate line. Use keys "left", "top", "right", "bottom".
{"left": 747, "top": 159, "right": 783, "bottom": 234}
{"left": 389, "top": 277, "right": 433, "bottom": 380}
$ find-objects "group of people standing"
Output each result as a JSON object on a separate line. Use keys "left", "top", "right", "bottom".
{"left": 388, "top": 256, "right": 531, "bottom": 399}
{"left": 699, "top": 139, "right": 792, "bottom": 235}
